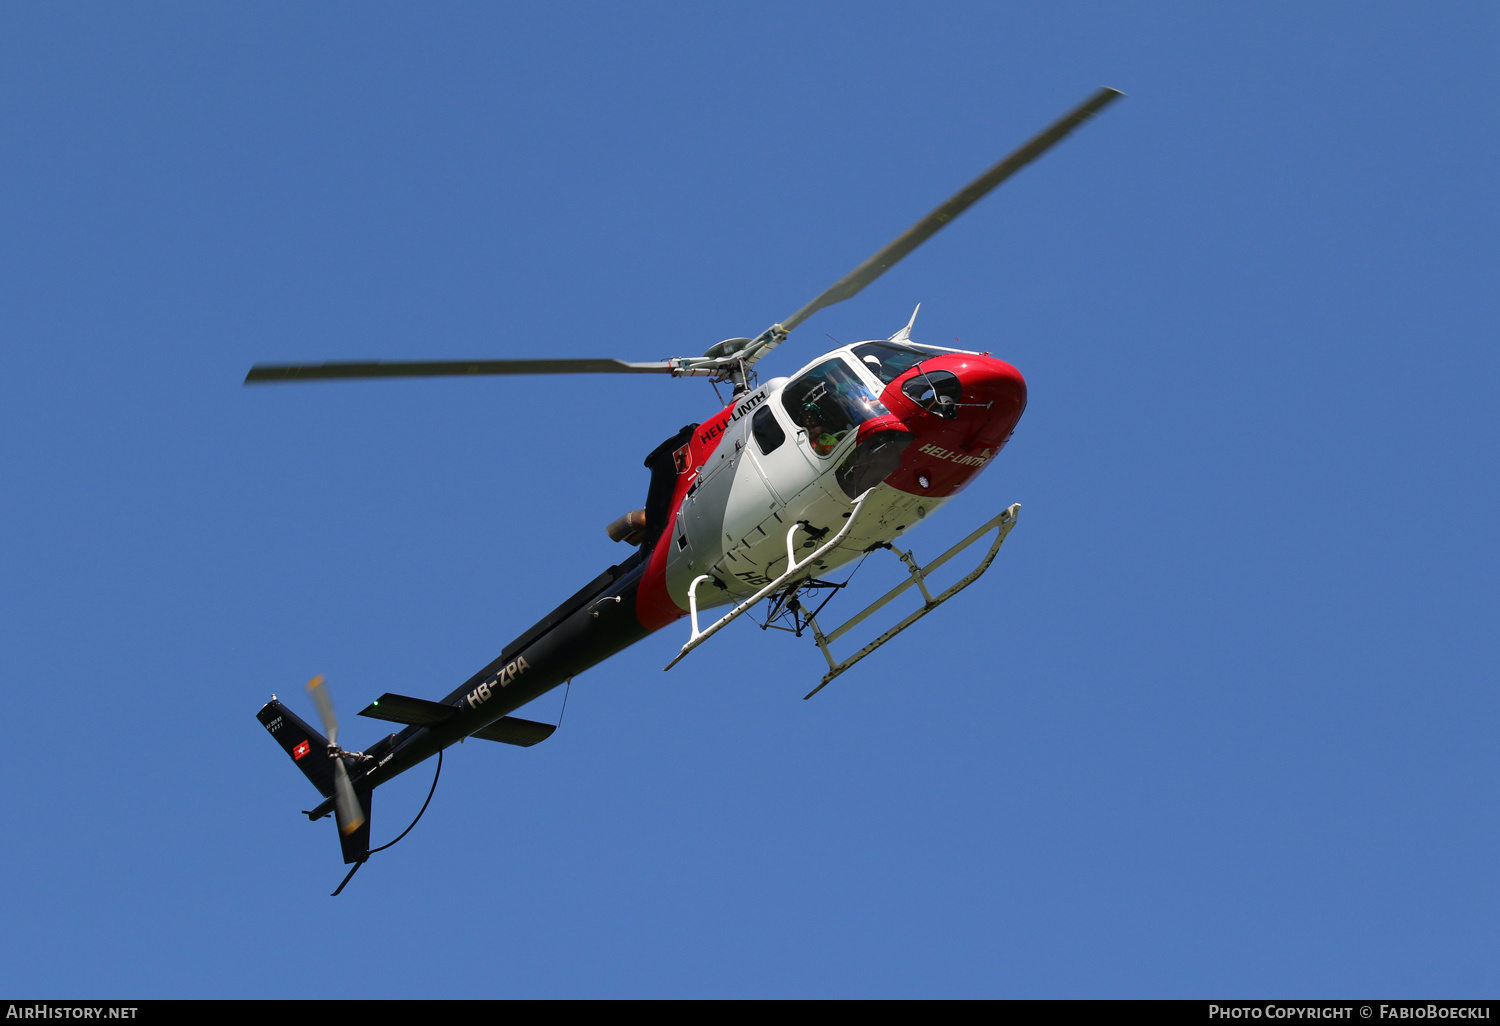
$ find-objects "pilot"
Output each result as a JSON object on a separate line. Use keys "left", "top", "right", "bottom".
{"left": 802, "top": 407, "right": 842, "bottom": 456}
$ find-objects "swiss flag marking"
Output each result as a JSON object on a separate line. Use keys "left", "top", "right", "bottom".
{"left": 292, "top": 740, "right": 311, "bottom": 761}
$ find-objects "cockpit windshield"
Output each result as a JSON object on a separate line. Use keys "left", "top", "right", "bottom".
{"left": 851, "top": 341, "right": 950, "bottom": 384}
{"left": 781, "top": 358, "right": 889, "bottom": 457}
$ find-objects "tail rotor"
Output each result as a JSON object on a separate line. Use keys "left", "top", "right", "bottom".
{"left": 305, "top": 675, "right": 366, "bottom": 837}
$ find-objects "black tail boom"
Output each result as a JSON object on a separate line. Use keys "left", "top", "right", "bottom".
{"left": 257, "top": 546, "right": 656, "bottom": 868}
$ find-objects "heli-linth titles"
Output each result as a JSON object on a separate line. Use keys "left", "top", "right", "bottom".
{"left": 247, "top": 87, "right": 1123, "bottom": 894}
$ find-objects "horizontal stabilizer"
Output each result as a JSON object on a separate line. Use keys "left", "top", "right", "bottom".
{"left": 359, "top": 692, "right": 458, "bottom": 728}
{"left": 470, "top": 716, "right": 556, "bottom": 747}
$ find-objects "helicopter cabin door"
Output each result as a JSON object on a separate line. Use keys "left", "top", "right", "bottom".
{"left": 771, "top": 356, "right": 891, "bottom": 495}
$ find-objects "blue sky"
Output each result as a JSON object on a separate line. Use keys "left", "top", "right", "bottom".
{"left": 2, "top": 2, "right": 1497, "bottom": 998}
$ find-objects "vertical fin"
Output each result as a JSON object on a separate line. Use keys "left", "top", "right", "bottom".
{"left": 257, "top": 698, "right": 336, "bottom": 797}
{"left": 338, "top": 789, "right": 373, "bottom": 865}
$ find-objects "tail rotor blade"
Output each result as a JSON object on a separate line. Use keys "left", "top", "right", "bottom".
{"left": 306, "top": 674, "right": 338, "bottom": 747}
{"left": 331, "top": 756, "right": 365, "bottom": 837}
{"left": 305, "top": 675, "right": 365, "bottom": 835}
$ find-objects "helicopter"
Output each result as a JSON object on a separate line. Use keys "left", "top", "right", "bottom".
{"left": 250, "top": 87, "right": 1123, "bottom": 893}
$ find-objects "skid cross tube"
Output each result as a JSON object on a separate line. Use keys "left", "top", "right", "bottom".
{"left": 665, "top": 488, "right": 878, "bottom": 671}
{"left": 802, "top": 503, "right": 1021, "bottom": 699}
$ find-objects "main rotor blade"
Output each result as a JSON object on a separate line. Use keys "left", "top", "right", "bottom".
{"left": 779, "top": 86, "right": 1124, "bottom": 335}
{"left": 245, "top": 358, "right": 674, "bottom": 384}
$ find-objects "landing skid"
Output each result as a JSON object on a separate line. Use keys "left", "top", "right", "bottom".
{"left": 665, "top": 495, "right": 1021, "bottom": 697}
{"left": 799, "top": 503, "right": 1020, "bottom": 698}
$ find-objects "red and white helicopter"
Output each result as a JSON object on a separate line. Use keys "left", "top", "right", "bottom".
{"left": 249, "top": 87, "right": 1122, "bottom": 891}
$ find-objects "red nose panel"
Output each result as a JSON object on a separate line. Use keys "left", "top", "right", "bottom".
{"left": 880, "top": 354, "right": 1027, "bottom": 498}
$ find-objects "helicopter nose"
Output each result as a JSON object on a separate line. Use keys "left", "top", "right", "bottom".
{"left": 879, "top": 354, "right": 1027, "bottom": 498}
{"left": 890, "top": 355, "right": 1026, "bottom": 436}
{"left": 953, "top": 356, "right": 1027, "bottom": 443}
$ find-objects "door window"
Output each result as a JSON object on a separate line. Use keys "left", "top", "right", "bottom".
{"left": 780, "top": 358, "right": 890, "bottom": 457}
{"left": 752, "top": 405, "right": 785, "bottom": 454}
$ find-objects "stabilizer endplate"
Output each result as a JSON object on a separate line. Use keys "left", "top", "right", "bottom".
{"left": 359, "top": 693, "right": 458, "bottom": 727}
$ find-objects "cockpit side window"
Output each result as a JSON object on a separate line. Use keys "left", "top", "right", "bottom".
{"left": 781, "top": 358, "right": 890, "bottom": 457}
{"left": 752, "top": 405, "right": 785, "bottom": 454}
{"left": 851, "top": 341, "right": 946, "bottom": 384}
